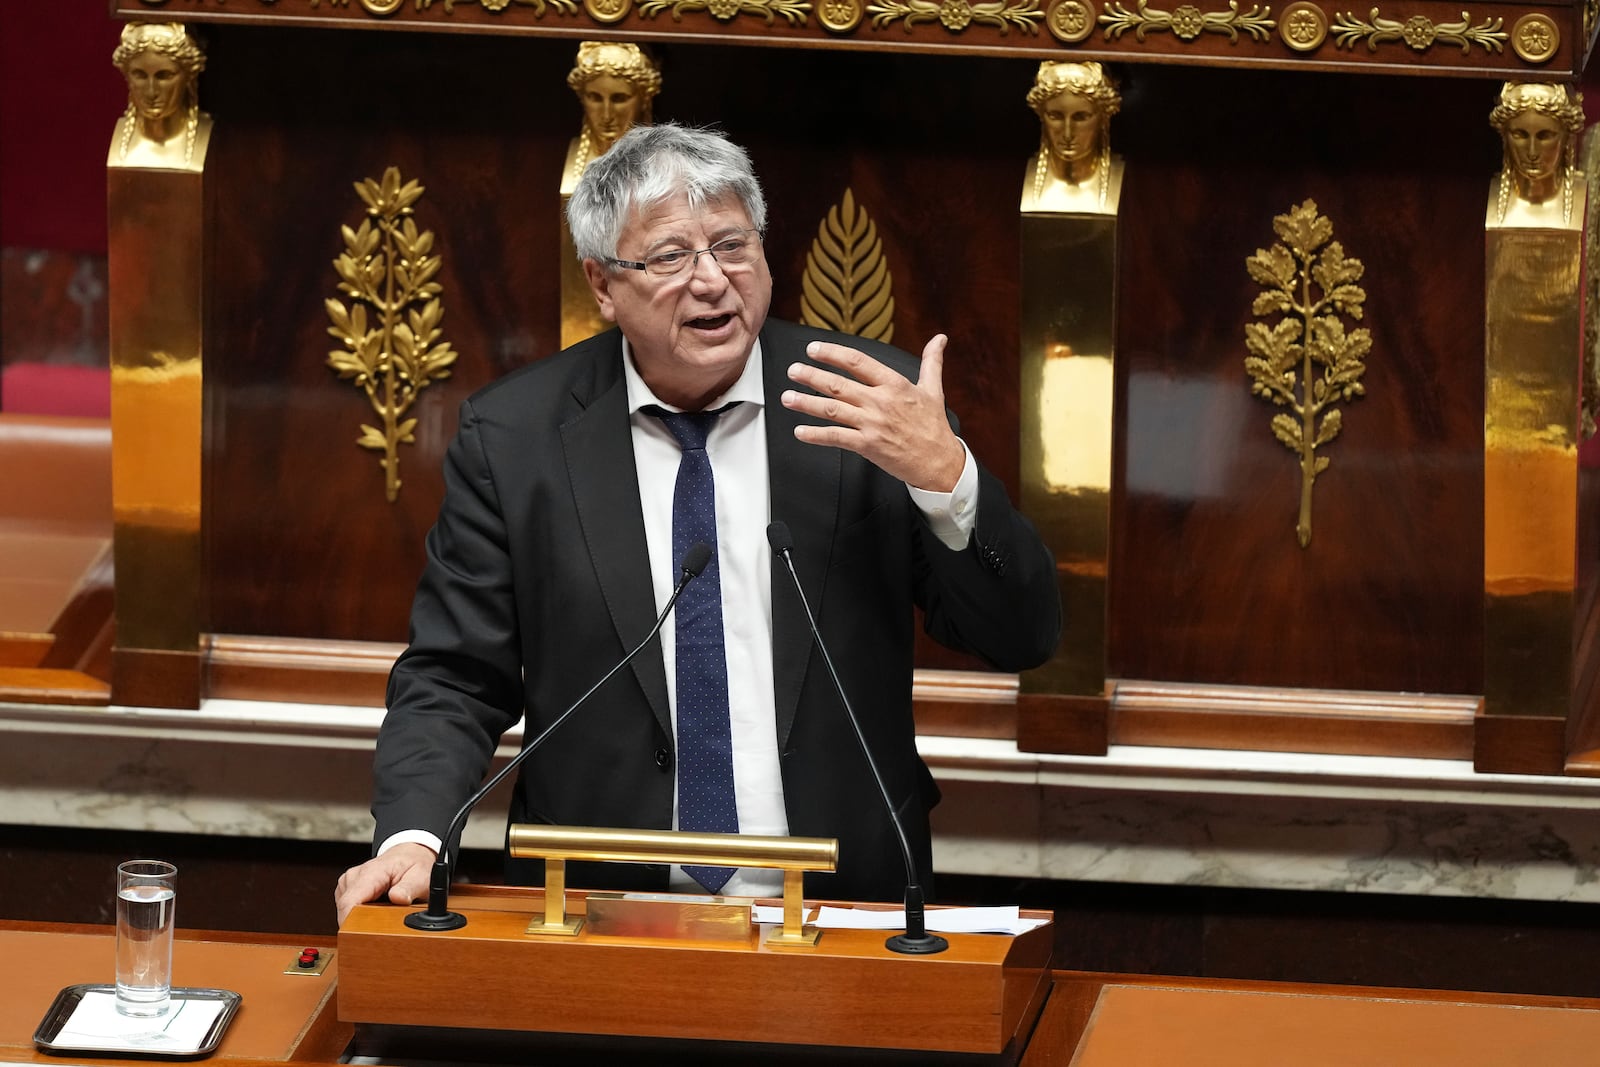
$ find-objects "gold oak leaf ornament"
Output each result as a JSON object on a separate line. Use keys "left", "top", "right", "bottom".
{"left": 1244, "top": 199, "right": 1371, "bottom": 548}
{"left": 326, "top": 166, "right": 457, "bottom": 502}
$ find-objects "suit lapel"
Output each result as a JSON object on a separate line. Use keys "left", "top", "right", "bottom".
{"left": 762, "top": 322, "right": 841, "bottom": 751}
{"left": 561, "top": 337, "right": 672, "bottom": 739}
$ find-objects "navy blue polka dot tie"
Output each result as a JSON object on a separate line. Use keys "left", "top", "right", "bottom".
{"left": 650, "top": 404, "right": 740, "bottom": 894}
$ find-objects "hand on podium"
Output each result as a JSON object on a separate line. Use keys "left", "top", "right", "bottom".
{"left": 335, "top": 843, "right": 437, "bottom": 925}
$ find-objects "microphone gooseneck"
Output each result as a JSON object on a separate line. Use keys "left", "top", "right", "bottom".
{"left": 403, "top": 541, "right": 713, "bottom": 931}
{"left": 765, "top": 521, "right": 948, "bottom": 955}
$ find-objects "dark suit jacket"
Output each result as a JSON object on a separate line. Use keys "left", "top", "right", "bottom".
{"left": 373, "top": 318, "right": 1060, "bottom": 903}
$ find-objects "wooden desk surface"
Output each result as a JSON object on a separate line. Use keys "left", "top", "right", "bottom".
{"left": 0, "top": 922, "right": 348, "bottom": 1066}
{"left": 1023, "top": 972, "right": 1600, "bottom": 1067}
{"left": 14, "top": 920, "right": 1599, "bottom": 1066}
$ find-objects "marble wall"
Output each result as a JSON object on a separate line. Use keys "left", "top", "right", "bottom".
{"left": 8, "top": 700, "right": 1600, "bottom": 904}
{"left": 9, "top": 697, "right": 1600, "bottom": 995}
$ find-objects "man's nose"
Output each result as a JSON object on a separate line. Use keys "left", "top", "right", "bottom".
{"left": 687, "top": 249, "right": 730, "bottom": 287}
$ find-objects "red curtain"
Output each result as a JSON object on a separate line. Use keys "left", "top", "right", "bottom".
{"left": 0, "top": 1, "right": 125, "bottom": 253}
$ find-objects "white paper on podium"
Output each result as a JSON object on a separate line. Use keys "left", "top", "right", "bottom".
{"left": 752, "top": 904, "right": 1046, "bottom": 935}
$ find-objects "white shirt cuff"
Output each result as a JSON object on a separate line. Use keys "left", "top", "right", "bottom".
{"left": 905, "top": 440, "right": 978, "bottom": 552}
{"left": 378, "top": 829, "right": 443, "bottom": 858}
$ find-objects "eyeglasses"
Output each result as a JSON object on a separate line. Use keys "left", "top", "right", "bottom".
{"left": 609, "top": 229, "right": 763, "bottom": 278}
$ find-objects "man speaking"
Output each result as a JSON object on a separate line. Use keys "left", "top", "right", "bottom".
{"left": 335, "top": 125, "right": 1061, "bottom": 923}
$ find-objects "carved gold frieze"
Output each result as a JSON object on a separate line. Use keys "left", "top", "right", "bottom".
{"left": 800, "top": 189, "right": 896, "bottom": 344}
{"left": 1331, "top": 7, "right": 1507, "bottom": 53}
{"left": 867, "top": 0, "right": 1043, "bottom": 33}
{"left": 326, "top": 167, "right": 457, "bottom": 503}
{"left": 419, "top": 0, "right": 578, "bottom": 11}
{"left": 1099, "top": 0, "right": 1274, "bottom": 42}
{"left": 1279, "top": 0, "right": 1328, "bottom": 49}
{"left": 1244, "top": 199, "right": 1370, "bottom": 549}
{"left": 640, "top": 0, "right": 810, "bottom": 20}
{"left": 1510, "top": 13, "right": 1559, "bottom": 63}
{"left": 301, "top": 0, "right": 580, "bottom": 13}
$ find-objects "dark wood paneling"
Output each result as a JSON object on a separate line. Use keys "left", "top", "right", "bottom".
{"left": 111, "top": 646, "right": 202, "bottom": 708}
{"left": 1110, "top": 67, "right": 1493, "bottom": 695}
{"left": 199, "top": 36, "right": 1500, "bottom": 704}
{"left": 203, "top": 634, "right": 397, "bottom": 706}
{"left": 0, "top": 825, "right": 371, "bottom": 936}
{"left": 941, "top": 874, "right": 1600, "bottom": 1000}
{"left": 1017, "top": 690, "right": 1110, "bottom": 754}
{"left": 1476, "top": 713, "right": 1567, "bottom": 775}
{"left": 1110, "top": 681, "right": 1476, "bottom": 758}
{"left": 203, "top": 29, "right": 572, "bottom": 642}
{"left": 200, "top": 32, "right": 1038, "bottom": 661}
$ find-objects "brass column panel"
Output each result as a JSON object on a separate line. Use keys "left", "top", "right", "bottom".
{"left": 1019, "top": 62, "right": 1120, "bottom": 700}
{"left": 1483, "top": 223, "right": 1583, "bottom": 718}
{"left": 1482, "top": 81, "right": 1586, "bottom": 723}
{"left": 1019, "top": 214, "right": 1117, "bottom": 697}
{"left": 106, "top": 24, "right": 210, "bottom": 708}
{"left": 559, "top": 42, "right": 660, "bottom": 348}
{"left": 107, "top": 175, "right": 206, "bottom": 707}
{"left": 559, "top": 220, "right": 609, "bottom": 348}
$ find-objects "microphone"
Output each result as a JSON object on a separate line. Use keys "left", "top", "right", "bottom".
{"left": 404, "top": 541, "right": 713, "bottom": 931}
{"left": 765, "top": 521, "right": 948, "bottom": 955}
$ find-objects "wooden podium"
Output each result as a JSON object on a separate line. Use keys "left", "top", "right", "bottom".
{"left": 337, "top": 885, "right": 1054, "bottom": 1060}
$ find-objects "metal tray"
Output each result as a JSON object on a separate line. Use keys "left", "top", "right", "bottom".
{"left": 33, "top": 984, "right": 241, "bottom": 1059}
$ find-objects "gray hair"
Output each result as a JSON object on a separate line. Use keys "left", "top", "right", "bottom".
{"left": 566, "top": 123, "right": 767, "bottom": 264}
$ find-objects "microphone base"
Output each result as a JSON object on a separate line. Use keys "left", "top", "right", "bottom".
{"left": 403, "top": 909, "right": 468, "bottom": 931}
{"left": 885, "top": 931, "right": 949, "bottom": 955}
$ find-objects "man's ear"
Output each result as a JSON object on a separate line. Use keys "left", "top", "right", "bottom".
{"left": 582, "top": 259, "right": 618, "bottom": 323}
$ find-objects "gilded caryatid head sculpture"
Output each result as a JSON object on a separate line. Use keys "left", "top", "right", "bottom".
{"left": 110, "top": 22, "right": 211, "bottom": 171}
{"left": 1023, "top": 62, "right": 1122, "bottom": 214}
{"left": 561, "top": 42, "right": 661, "bottom": 192}
{"left": 1489, "top": 81, "right": 1585, "bottom": 225}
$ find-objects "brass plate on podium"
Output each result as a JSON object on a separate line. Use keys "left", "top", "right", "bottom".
{"left": 583, "top": 891, "right": 756, "bottom": 943}
{"left": 338, "top": 885, "right": 1053, "bottom": 1056}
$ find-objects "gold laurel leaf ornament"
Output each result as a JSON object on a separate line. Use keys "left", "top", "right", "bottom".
{"left": 326, "top": 166, "right": 457, "bottom": 502}
{"left": 800, "top": 189, "right": 897, "bottom": 343}
{"left": 1243, "top": 199, "right": 1370, "bottom": 548}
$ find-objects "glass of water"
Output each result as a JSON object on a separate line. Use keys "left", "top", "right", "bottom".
{"left": 115, "top": 860, "right": 177, "bottom": 1017}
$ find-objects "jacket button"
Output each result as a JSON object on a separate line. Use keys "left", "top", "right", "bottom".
{"left": 654, "top": 748, "right": 671, "bottom": 771}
